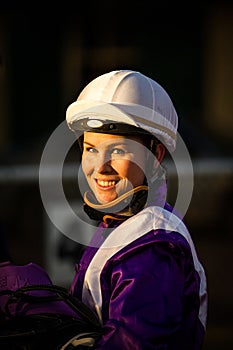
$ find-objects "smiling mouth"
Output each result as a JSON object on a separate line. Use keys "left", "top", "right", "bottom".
{"left": 96, "top": 179, "right": 118, "bottom": 188}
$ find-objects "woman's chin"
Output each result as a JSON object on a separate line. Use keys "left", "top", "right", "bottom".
{"left": 94, "top": 192, "right": 117, "bottom": 205}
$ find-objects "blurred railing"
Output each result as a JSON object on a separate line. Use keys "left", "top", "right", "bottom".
{"left": 0, "top": 157, "right": 232, "bottom": 183}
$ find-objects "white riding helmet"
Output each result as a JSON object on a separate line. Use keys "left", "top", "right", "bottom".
{"left": 66, "top": 70, "right": 178, "bottom": 153}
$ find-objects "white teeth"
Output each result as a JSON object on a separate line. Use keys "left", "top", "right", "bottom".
{"left": 97, "top": 180, "right": 116, "bottom": 187}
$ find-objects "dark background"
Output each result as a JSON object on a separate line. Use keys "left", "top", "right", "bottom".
{"left": 0, "top": 1, "right": 232, "bottom": 349}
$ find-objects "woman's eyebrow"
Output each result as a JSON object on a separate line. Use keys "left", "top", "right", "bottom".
{"left": 83, "top": 141, "right": 95, "bottom": 147}
{"left": 83, "top": 141, "right": 127, "bottom": 148}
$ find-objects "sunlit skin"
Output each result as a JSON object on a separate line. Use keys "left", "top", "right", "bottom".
{"left": 82, "top": 132, "right": 148, "bottom": 204}
{"left": 82, "top": 132, "right": 165, "bottom": 204}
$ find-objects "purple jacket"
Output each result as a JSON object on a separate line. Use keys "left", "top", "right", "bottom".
{"left": 70, "top": 184, "right": 207, "bottom": 349}
{"left": 0, "top": 184, "right": 207, "bottom": 349}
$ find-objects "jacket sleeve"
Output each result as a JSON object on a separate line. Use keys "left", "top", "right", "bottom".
{"left": 93, "top": 236, "right": 202, "bottom": 350}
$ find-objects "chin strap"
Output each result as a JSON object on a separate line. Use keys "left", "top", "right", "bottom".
{"left": 83, "top": 185, "right": 148, "bottom": 222}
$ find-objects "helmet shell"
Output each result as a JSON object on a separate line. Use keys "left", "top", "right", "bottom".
{"left": 66, "top": 70, "right": 178, "bottom": 152}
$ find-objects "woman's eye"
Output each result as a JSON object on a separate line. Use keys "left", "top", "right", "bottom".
{"left": 86, "top": 147, "right": 98, "bottom": 153}
{"left": 112, "top": 148, "right": 125, "bottom": 155}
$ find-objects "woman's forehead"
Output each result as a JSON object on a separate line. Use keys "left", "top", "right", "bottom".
{"left": 83, "top": 131, "right": 144, "bottom": 145}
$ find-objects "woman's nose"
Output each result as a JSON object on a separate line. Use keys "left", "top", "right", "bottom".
{"left": 95, "top": 152, "right": 112, "bottom": 173}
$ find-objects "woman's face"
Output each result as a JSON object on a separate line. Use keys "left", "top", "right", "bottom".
{"left": 82, "top": 132, "right": 147, "bottom": 204}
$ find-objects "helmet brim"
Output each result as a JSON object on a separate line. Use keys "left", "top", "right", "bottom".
{"left": 66, "top": 100, "right": 176, "bottom": 153}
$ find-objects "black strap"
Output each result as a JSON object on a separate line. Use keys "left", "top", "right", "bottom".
{"left": 0, "top": 284, "right": 102, "bottom": 349}
{"left": 1, "top": 284, "right": 101, "bottom": 328}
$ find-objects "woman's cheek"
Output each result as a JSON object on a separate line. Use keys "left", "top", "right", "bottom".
{"left": 82, "top": 156, "right": 93, "bottom": 176}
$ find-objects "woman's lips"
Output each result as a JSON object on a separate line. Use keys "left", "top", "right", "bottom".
{"left": 95, "top": 179, "right": 118, "bottom": 189}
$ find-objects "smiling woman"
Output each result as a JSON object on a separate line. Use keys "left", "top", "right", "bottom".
{"left": 82, "top": 132, "right": 148, "bottom": 204}
{"left": 64, "top": 70, "right": 208, "bottom": 349}
{"left": 0, "top": 69, "right": 208, "bottom": 350}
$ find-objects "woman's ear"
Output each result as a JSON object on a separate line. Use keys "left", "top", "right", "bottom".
{"left": 154, "top": 143, "right": 166, "bottom": 169}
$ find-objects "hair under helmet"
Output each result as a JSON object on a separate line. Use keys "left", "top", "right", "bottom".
{"left": 66, "top": 70, "right": 178, "bottom": 153}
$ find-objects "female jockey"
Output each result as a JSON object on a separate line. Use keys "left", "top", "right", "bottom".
{"left": 66, "top": 69, "right": 208, "bottom": 349}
